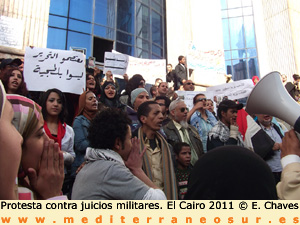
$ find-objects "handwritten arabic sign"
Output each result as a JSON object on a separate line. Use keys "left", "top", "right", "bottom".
{"left": 126, "top": 57, "right": 166, "bottom": 84}
{"left": 176, "top": 91, "right": 214, "bottom": 110}
{"left": 187, "top": 43, "right": 225, "bottom": 73}
{"left": 187, "top": 42, "right": 225, "bottom": 86}
{"left": 104, "top": 51, "right": 166, "bottom": 84}
{"left": 24, "top": 47, "right": 86, "bottom": 95}
{"left": 0, "top": 16, "right": 24, "bottom": 49}
{"left": 206, "top": 79, "right": 254, "bottom": 100}
{"left": 104, "top": 52, "right": 129, "bottom": 75}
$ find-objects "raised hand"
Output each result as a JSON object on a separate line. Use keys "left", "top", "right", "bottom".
{"left": 27, "top": 140, "right": 64, "bottom": 199}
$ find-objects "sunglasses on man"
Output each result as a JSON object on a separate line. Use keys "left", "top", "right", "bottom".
{"left": 185, "top": 82, "right": 195, "bottom": 85}
{"left": 180, "top": 107, "right": 189, "bottom": 112}
{"left": 196, "top": 98, "right": 207, "bottom": 103}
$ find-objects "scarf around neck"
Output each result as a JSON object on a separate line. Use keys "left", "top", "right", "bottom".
{"left": 43, "top": 120, "right": 66, "bottom": 149}
{"left": 137, "top": 128, "right": 178, "bottom": 200}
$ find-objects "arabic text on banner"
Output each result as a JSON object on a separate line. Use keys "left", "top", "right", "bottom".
{"left": 24, "top": 47, "right": 86, "bottom": 95}
{"left": 104, "top": 51, "right": 166, "bottom": 84}
{"left": 206, "top": 79, "right": 254, "bottom": 100}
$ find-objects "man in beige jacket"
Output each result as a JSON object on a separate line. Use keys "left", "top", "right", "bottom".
{"left": 277, "top": 129, "right": 300, "bottom": 199}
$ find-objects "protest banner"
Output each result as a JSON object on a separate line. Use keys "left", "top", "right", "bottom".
{"left": 104, "top": 51, "right": 166, "bottom": 84}
{"left": 126, "top": 56, "right": 166, "bottom": 84}
{"left": 206, "top": 79, "right": 254, "bottom": 100}
{"left": 24, "top": 47, "right": 86, "bottom": 95}
{"left": 187, "top": 42, "right": 226, "bottom": 85}
{"left": 104, "top": 52, "right": 129, "bottom": 76}
{"left": 176, "top": 91, "right": 214, "bottom": 110}
{"left": 0, "top": 16, "right": 24, "bottom": 49}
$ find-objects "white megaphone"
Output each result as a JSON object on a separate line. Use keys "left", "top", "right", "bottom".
{"left": 246, "top": 71, "right": 300, "bottom": 133}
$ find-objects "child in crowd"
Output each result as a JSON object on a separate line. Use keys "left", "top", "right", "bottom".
{"left": 173, "top": 142, "right": 192, "bottom": 199}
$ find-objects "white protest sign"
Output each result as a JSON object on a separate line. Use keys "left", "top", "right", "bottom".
{"left": 187, "top": 42, "right": 226, "bottom": 85}
{"left": 104, "top": 52, "right": 129, "bottom": 75}
{"left": 24, "top": 47, "right": 86, "bottom": 95}
{"left": 206, "top": 79, "right": 254, "bottom": 100}
{"left": 0, "top": 16, "right": 24, "bottom": 49}
{"left": 126, "top": 57, "right": 166, "bottom": 84}
{"left": 105, "top": 51, "right": 166, "bottom": 84}
{"left": 176, "top": 91, "right": 214, "bottom": 110}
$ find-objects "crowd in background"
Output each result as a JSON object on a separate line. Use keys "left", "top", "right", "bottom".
{"left": 1, "top": 55, "right": 300, "bottom": 201}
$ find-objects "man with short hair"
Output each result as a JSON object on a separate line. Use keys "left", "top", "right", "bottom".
{"left": 155, "top": 96, "right": 171, "bottom": 126}
{"left": 72, "top": 108, "right": 166, "bottom": 200}
{"left": 175, "top": 55, "right": 187, "bottom": 84}
{"left": 157, "top": 82, "right": 168, "bottom": 97}
{"left": 166, "top": 64, "right": 179, "bottom": 90}
{"left": 183, "top": 80, "right": 195, "bottom": 91}
{"left": 134, "top": 101, "right": 178, "bottom": 200}
{"left": 207, "top": 100, "right": 244, "bottom": 151}
{"left": 163, "top": 99, "right": 204, "bottom": 166}
{"left": 256, "top": 114, "right": 283, "bottom": 184}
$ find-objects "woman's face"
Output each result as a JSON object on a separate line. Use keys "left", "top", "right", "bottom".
{"left": 7, "top": 70, "right": 22, "bottom": 93}
{"left": 0, "top": 101, "right": 23, "bottom": 199}
{"left": 206, "top": 100, "right": 214, "bottom": 113}
{"left": 22, "top": 115, "right": 49, "bottom": 173}
{"left": 85, "top": 92, "right": 98, "bottom": 112}
{"left": 86, "top": 75, "right": 96, "bottom": 90}
{"left": 46, "top": 92, "right": 62, "bottom": 117}
{"left": 104, "top": 84, "right": 116, "bottom": 99}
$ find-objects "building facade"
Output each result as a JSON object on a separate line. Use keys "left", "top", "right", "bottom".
{"left": 1, "top": 0, "right": 300, "bottom": 84}
{"left": 47, "top": 0, "right": 166, "bottom": 63}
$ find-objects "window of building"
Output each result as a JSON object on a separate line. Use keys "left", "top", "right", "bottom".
{"left": 220, "top": 0, "right": 259, "bottom": 80}
{"left": 47, "top": 0, "right": 166, "bottom": 61}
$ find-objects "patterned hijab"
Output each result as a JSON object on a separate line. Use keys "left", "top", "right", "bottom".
{"left": 6, "top": 95, "right": 42, "bottom": 141}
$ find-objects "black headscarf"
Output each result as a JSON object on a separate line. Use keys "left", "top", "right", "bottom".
{"left": 100, "top": 81, "right": 125, "bottom": 110}
{"left": 184, "top": 146, "right": 277, "bottom": 200}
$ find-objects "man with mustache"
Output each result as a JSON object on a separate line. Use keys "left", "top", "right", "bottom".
{"left": 133, "top": 101, "right": 178, "bottom": 200}
{"left": 163, "top": 99, "right": 203, "bottom": 166}
{"left": 207, "top": 100, "right": 244, "bottom": 151}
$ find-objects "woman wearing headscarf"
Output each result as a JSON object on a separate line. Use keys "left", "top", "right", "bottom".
{"left": 71, "top": 91, "right": 98, "bottom": 178}
{"left": 7, "top": 94, "right": 64, "bottom": 200}
{"left": 185, "top": 146, "right": 277, "bottom": 200}
{"left": 0, "top": 81, "right": 23, "bottom": 199}
{"left": 99, "top": 81, "right": 125, "bottom": 110}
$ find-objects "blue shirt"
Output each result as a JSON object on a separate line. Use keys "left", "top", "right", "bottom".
{"left": 190, "top": 110, "right": 217, "bottom": 153}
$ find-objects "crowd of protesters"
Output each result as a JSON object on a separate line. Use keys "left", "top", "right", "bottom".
{"left": 1, "top": 55, "right": 300, "bottom": 201}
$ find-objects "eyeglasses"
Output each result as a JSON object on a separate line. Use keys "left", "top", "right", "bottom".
{"left": 158, "top": 103, "right": 165, "bottom": 106}
{"left": 196, "top": 98, "right": 207, "bottom": 102}
{"left": 180, "top": 107, "right": 189, "bottom": 112}
{"left": 186, "top": 82, "right": 195, "bottom": 85}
